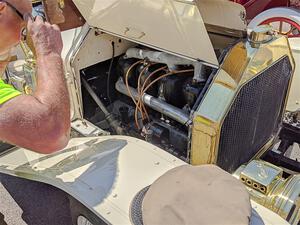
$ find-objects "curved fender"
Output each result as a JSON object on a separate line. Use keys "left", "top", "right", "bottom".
{"left": 0, "top": 136, "right": 185, "bottom": 224}
{"left": 0, "top": 136, "right": 289, "bottom": 225}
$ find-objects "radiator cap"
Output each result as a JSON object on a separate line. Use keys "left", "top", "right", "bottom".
{"left": 249, "top": 25, "right": 275, "bottom": 47}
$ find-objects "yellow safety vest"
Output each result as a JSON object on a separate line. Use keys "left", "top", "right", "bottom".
{"left": 0, "top": 79, "right": 21, "bottom": 105}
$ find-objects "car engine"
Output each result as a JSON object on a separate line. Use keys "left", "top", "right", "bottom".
{"left": 80, "top": 46, "right": 216, "bottom": 160}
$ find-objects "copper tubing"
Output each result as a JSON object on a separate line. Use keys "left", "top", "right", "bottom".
{"left": 139, "top": 66, "right": 168, "bottom": 96}
{"left": 125, "top": 60, "right": 144, "bottom": 117}
{"left": 125, "top": 61, "right": 193, "bottom": 128}
{"left": 134, "top": 63, "right": 154, "bottom": 128}
{"left": 135, "top": 66, "right": 167, "bottom": 128}
{"left": 116, "top": 79, "right": 190, "bottom": 125}
{"left": 135, "top": 69, "right": 194, "bottom": 126}
{"left": 137, "top": 63, "right": 155, "bottom": 119}
{"left": 141, "top": 69, "right": 194, "bottom": 95}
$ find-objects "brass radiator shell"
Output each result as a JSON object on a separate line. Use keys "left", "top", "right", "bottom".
{"left": 191, "top": 35, "right": 295, "bottom": 171}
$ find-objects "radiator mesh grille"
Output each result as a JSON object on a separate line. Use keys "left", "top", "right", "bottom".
{"left": 217, "top": 56, "right": 292, "bottom": 173}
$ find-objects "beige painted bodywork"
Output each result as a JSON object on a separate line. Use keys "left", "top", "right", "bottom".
{"left": 287, "top": 38, "right": 300, "bottom": 111}
{"left": 196, "top": 0, "right": 246, "bottom": 31}
{"left": 62, "top": 25, "right": 135, "bottom": 120}
{"left": 0, "top": 136, "right": 289, "bottom": 225}
{"left": 0, "top": 136, "right": 185, "bottom": 224}
{"left": 72, "top": 0, "right": 246, "bottom": 66}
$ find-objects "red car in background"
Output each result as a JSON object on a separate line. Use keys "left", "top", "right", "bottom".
{"left": 232, "top": 0, "right": 300, "bottom": 37}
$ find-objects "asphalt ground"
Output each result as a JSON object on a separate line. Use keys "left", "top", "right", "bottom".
{"left": 0, "top": 174, "right": 73, "bottom": 225}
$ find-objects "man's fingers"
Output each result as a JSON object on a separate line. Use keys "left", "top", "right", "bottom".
{"left": 52, "top": 24, "right": 60, "bottom": 32}
{"left": 26, "top": 16, "right": 33, "bottom": 30}
{"left": 24, "top": 13, "right": 63, "bottom": 57}
{"left": 27, "top": 16, "right": 46, "bottom": 35}
{"left": 23, "top": 13, "right": 33, "bottom": 23}
{"left": 27, "top": 16, "right": 43, "bottom": 31}
{"left": 35, "top": 16, "right": 44, "bottom": 24}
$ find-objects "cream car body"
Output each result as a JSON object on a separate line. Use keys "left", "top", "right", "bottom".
{"left": 1, "top": 0, "right": 297, "bottom": 224}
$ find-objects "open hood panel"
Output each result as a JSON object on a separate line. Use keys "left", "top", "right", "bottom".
{"left": 72, "top": 0, "right": 220, "bottom": 66}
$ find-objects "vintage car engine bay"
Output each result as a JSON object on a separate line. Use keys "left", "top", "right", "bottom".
{"left": 80, "top": 46, "right": 215, "bottom": 160}
{"left": 1, "top": 0, "right": 300, "bottom": 224}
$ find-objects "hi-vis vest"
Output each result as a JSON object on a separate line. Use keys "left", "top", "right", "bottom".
{"left": 0, "top": 79, "right": 21, "bottom": 105}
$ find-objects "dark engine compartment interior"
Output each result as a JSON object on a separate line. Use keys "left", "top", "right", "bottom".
{"left": 80, "top": 45, "right": 216, "bottom": 161}
{"left": 263, "top": 111, "right": 300, "bottom": 174}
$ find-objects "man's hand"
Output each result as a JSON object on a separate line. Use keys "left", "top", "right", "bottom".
{"left": 27, "top": 16, "right": 63, "bottom": 57}
{"left": 0, "top": 16, "right": 70, "bottom": 154}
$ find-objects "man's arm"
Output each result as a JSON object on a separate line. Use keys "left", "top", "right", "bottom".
{"left": 0, "top": 17, "right": 70, "bottom": 154}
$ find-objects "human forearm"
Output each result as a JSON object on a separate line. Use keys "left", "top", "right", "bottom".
{"left": 34, "top": 53, "right": 69, "bottom": 108}
{"left": 0, "top": 16, "right": 71, "bottom": 153}
{"left": 34, "top": 53, "right": 70, "bottom": 134}
{"left": 0, "top": 94, "right": 69, "bottom": 153}
{"left": 0, "top": 54, "right": 71, "bottom": 152}
{"left": 29, "top": 16, "right": 70, "bottom": 139}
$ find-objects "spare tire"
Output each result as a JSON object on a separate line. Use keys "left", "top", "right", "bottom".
{"left": 248, "top": 7, "right": 300, "bottom": 38}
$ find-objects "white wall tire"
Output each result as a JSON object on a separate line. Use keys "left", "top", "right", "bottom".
{"left": 248, "top": 7, "right": 300, "bottom": 37}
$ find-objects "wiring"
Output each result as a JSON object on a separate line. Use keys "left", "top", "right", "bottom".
{"left": 134, "top": 69, "right": 194, "bottom": 130}
{"left": 134, "top": 63, "right": 158, "bottom": 128}
{"left": 124, "top": 59, "right": 193, "bottom": 130}
{"left": 141, "top": 69, "right": 194, "bottom": 97}
{"left": 125, "top": 60, "right": 144, "bottom": 126}
{"left": 136, "top": 63, "right": 154, "bottom": 119}
{"left": 106, "top": 41, "right": 115, "bottom": 104}
{"left": 134, "top": 66, "right": 167, "bottom": 129}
